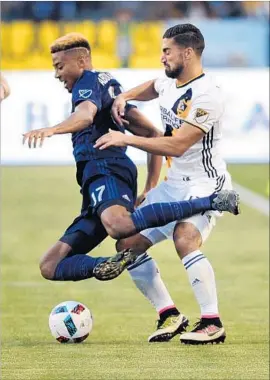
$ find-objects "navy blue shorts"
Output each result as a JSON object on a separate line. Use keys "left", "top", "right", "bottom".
{"left": 60, "top": 156, "right": 137, "bottom": 253}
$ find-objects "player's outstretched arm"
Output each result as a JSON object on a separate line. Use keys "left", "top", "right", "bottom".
{"left": 125, "top": 122, "right": 205, "bottom": 156}
{"left": 125, "top": 107, "right": 162, "bottom": 138}
{"left": 0, "top": 73, "right": 11, "bottom": 102}
{"left": 111, "top": 80, "right": 158, "bottom": 126}
{"left": 94, "top": 122, "right": 205, "bottom": 157}
{"left": 52, "top": 101, "right": 97, "bottom": 134}
{"left": 121, "top": 79, "right": 158, "bottom": 102}
{"left": 23, "top": 101, "right": 97, "bottom": 148}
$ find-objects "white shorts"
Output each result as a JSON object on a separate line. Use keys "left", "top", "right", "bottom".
{"left": 139, "top": 173, "right": 232, "bottom": 246}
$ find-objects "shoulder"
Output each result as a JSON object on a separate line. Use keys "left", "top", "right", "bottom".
{"left": 190, "top": 75, "right": 225, "bottom": 119}
{"left": 194, "top": 74, "right": 223, "bottom": 97}
{"left": 80, "top": 70, "right": 99, "bottom": 82}
{"left": 71, "top": 71, "right": 103, "bottom": 108}
{"left": 192, "top": 74, "right": 224, "bottom": 105}
{"left": 76, "top": 70, "right": 121, "bottom": 89}
{"left": 155, "top": 76, "right": 174, "bottom": 93}
{"left": 72, "top": 71, "right": 101, "bottom": 101}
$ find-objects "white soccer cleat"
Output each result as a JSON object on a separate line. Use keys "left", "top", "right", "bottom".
{"left": 148, "top": 313, "right": 189, "bottom": 343}
{"left": 180, "top": 318, "right": 226, "bottom": 345}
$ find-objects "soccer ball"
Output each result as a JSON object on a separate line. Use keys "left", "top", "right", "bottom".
{"left": 49, "top": 301, "right": 93, "bottom": 343}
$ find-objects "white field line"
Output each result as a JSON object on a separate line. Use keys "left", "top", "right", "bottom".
{"left": 233, "top": 182, "right": 269, "bottom": 216}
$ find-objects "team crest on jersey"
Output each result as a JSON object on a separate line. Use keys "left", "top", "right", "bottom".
{"left": 172, "top": 88, "right": 192, "bottom": 119}
{"left": 194, "top": 108, "right": 209, "bottom": 124}
{"left": 79, "top": 89, "right": 92, "bottom": 98}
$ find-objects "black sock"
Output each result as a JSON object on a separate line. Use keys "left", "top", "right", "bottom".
{"left": 202, "top": 317, "right": 222, "bottom": 327}
{"left": 159, "top": 307, "right": 180, "bottom": 321}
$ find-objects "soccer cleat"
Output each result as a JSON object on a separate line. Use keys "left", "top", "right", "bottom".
{"left": 148, "top": 313, "right": 189, "bottom": 343}
{"left": 180, "top": 318, "right": 226, "bottom": 345}
{"left": 93, "top": 249, "right": 138, "bottom": 281}
{"left": 211, "top": 190, "right": 240, "bottom": 215}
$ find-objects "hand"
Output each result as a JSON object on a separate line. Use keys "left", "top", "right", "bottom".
{"left": 111, "top": 94, "right": 129, "bottom": 127}
{"left": 135, "top": 192, "right": 147, "bottom": 208}
{"left": 94, "top": 129, "right": 129, "bottom": 150}
{"left": 22, "top": 127, "right": 55, "bottom": 148}
{"left": 0, "top": 85, "right": 5, "bottom": 102}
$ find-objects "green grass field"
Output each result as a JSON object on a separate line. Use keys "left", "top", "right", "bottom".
{"left": 1, "top": 164, "right": 269, "bottom": 380}
{"left": 227, "top": 164, "right": 269, "bottom": 196}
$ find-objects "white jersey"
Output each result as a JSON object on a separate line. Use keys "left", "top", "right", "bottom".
{"left": 154, "top": 73, "right": 227, "bottom": 182}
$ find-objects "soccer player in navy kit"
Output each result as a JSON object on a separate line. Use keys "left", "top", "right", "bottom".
{"left": 23, "top": 33, "right": 239, "bottom": 341}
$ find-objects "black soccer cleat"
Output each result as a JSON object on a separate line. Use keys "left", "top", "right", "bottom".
{"left": 211, "top": 190, "right": 240, "bottom": 215}
{"left": 93, "top": 249, "right": 138, "bottom": 281}
{"left": 180, "top": 318, "right": 226, "bottom": 345}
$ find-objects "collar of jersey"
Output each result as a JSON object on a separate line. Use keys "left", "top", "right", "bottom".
{"left": 176, "top": 73, "right": 205, "bottom": 88}
{"left": 71, "top": 69, "right": 96, "bottom": 91}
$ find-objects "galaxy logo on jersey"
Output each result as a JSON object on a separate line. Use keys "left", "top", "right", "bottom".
{"left": 79, "top": 89, "right": 92, "bottom": 98}
{"left": 172, "top": 88, "right": 192, "bottom": 119}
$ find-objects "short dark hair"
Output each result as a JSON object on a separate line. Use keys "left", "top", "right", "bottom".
{"left": 163, "top": 24, "right": 205, "bottom": 56}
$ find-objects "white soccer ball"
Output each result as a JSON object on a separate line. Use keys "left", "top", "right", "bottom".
{"left": 49, "top": 301, "right": 93, "bottom": 343}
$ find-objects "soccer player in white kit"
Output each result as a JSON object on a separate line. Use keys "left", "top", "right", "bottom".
{"left": 94, "top": 24, "right": 237, "bottom": 345}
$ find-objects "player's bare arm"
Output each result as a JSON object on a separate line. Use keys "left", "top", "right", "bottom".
{"left": 23, "top": 101, "right": 97, "bottom": 148}
{"left": 125, "top": 106, "right": 162, "bottom": 138}
{"left": 0, "top": 73, "right": 11, "bottom": 101}
{"left": 135, "top": 152, "right": 162, "bottom": 206}
{"left": 111, "top": 79, "right": 158, "bottom": 126}
{"left": 94, "top": 122, "right": 205, "bottom": 157}
{"left": 125, "top": 107, "right": 163, "bottom": 204}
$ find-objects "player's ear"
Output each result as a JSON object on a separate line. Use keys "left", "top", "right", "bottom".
{"left": 77, "top": 54, "right": 85, "bottom": 68}
{"left": 184, "top": 47, "right": 193, "bottom": 60}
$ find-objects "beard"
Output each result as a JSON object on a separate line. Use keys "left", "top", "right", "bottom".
{"left": 165, "top": 64, "right": 184, "bottom": 78}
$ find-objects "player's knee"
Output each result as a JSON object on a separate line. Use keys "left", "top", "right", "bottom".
{"left": 116, "top": 239, "right": 130, "bottom": 252}
{"left": 174, "top": 224, "right": 202, "bottom": 258}
{"left": 106, "top": 225, "right": 123, "bottom": 240}
{"left": 103, "top": 215, "right": 129, "bottom": 240}
{"left": 116, "top": 235, "right": 152, "bottom": 254}
{"left": 39, "top": 258, "right": 55, "bottom": 280}
{"left": 175, "top": 237, "right": 199, "bottom": 258}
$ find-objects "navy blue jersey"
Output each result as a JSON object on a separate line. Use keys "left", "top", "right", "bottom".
{"left": 71, "top": 70, "right": 134, "bottom": 163}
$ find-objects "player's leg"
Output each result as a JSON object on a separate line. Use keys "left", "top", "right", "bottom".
{"left": 173, "top": 218, "right": 226, "bottom": 345}
{"left": 100, "top": 186, "right": 240, "bottom": 240}
{"left": 95, "top": 178, "right": 190, "bottom": 342}
{"left": 39, "top": 215, "right": 109, "bottom": 281}
{"left": 95, "top": 178, "right": 239, "bottom": 279}
{"left": 117, "top": 233, "right": 188, "bottom": 342}
{"left": 84, "top": 157, "right": 239, "bottom": 240}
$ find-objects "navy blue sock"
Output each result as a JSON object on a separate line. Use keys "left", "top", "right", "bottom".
{"left": 53, "top": 255, "right": 108, "bottom": 281}
{"left": 131, "top": 194, "right": 214, "bottom": 233}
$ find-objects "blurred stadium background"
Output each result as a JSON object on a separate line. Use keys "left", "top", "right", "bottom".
{"left": 1, "top": 0, "right": 270, "bottom": 69}
{"left": 1, "top": 1, "right": 269, "bottom": 380}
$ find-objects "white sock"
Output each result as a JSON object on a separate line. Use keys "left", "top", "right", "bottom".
{"left": 128, "top": 253, "right": 176, "bottom": 314}
{"left": 182, "top": 250, "right": 219, "bottom": 318}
